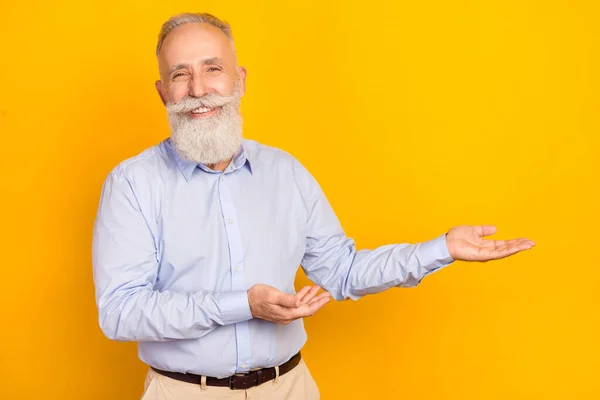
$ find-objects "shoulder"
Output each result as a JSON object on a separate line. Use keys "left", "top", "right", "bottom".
{"left": 243, "top": 139, "right": 307, "bottom": 173}
{"left": 108, "top": 139, "right": 174, "bottom": 183}
{"left": 243, "top": 139, "right": 321, "bottom": 198}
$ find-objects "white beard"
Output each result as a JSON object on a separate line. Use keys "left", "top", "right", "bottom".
{"left": 166, "top": 84, "right": 243, "bottom": 165}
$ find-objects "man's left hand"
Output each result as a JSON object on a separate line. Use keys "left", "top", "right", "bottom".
{"left": 446, "top": 225, "right": 535, "bottom": 262}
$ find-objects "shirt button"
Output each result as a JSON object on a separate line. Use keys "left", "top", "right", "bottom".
{"left": 234, "top": 267, "right": 240, "bottom": 273}
{"left": 227, "top": 218, "right": 233, "bottom": 224}
{"left": 241, "top": 362, "right": 247, "bottom": 368}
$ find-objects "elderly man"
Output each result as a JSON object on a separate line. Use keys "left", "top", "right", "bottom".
{"left": 92, "top": 12, "right": 535, "bottom": 400}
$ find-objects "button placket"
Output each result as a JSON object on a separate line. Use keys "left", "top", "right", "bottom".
{"left": 218, "top": 174, "right": 251, "bottom": 373}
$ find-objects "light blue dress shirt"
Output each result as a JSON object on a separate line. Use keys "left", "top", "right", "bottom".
{"left": 92, "top": 138, "right": 454, "bottom": 378}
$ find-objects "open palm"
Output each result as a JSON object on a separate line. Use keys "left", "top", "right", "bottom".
{"left": 446, "top": 225, "right": 535, "bottom": 262}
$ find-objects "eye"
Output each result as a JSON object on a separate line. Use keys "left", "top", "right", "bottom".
{"left": 207, "top": 67, "right": 221, "bottom": 72}
{"left": 171, "top": 71, "right": 190, "bottom": 81}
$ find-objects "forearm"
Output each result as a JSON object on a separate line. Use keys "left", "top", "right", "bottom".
{"left": 344, "top": 233, "right": 453, "bottom": 297}
{"left": 303, "top": 233, "right": 454, "bottom": 301}
{"left": 97, "top": 287, "right": 252, "bottom": 342}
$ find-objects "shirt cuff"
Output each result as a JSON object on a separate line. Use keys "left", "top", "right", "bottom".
{"left": 420, "top": 232, "right": 455, "bottom": 265}
{"left": 416, "top": 233, "right": 455, "bottom": 283}
{"left": 216, "top": 290, "right": 253, "bottom": 325}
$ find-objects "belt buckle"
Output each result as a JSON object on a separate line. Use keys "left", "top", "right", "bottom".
{"left": 229, "top": 370, "right": 259, "bottom": 390}
{"left": 228, "top": 375, "right": 237, "bottom": 390}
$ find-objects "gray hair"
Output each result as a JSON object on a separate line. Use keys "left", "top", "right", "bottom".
{"left": 156, "top": 13, "right": 235, "bottom": 57}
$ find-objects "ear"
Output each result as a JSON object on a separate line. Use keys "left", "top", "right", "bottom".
{"left": 237, "top": 67, "right": 247, "bottom": 97}
{"left": 155, "top": 80, "right": 167, "bottom": 106}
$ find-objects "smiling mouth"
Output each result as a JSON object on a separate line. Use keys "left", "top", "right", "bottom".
{"left": 190, "top": 106, "right": 221, "bottom": 118}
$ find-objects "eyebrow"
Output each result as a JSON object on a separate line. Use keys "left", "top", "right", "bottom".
{"left": 167, "top": 58, "right": 225, "bottom": 76}
{"left": 203, "top": 57, "right": 224, "bottom": 67}
{"left": 168, "top": 64, "right": 188, "bottom": 76}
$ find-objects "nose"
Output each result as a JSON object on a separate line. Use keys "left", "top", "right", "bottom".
{"left": 189, "top": 75, "right": 208, "bottom": 98}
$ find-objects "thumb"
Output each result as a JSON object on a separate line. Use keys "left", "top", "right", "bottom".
{"left": 276, "top": 292, "right": 300, "bottom": 308}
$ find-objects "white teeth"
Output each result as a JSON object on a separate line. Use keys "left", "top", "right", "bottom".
{"left": 191, "top": 106, "right": 214, "bottom": 114}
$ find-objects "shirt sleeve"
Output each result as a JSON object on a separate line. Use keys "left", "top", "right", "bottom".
{"left": 293, "top": 159, "right": 455, "bottom": 301}
{"left": 92, "top": 172, "right": 252, "bottom": 342}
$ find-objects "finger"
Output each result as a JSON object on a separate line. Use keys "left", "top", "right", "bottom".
{"left": 270, "top": 304, "right": 299, "bottom": 322}
{"left": 295, "top": 286, "right": 312, "bottom": 302}
{"left": 274, "top": 295, "right": 331, "bottom": 323}
{"left": 507, "top": 239, "right": 535, "bottom": 252}
{"left": 299, "top": 285, "right": 321, "bottom": 304}
{"left": 291, "top": 296, "right": 331, "bottom": 319}
{"left": 307, "top": 292, "right": 331, "bottom": 305}
{"left": 512, "top": 238, "right": 536, "bottom": 246}
{"left": 305, "top": 296, "right": 331, "bottom": 316}
{"left": 273, "top": 291, "right": 300, "bottom": 308}
{"left": 474, "top": 225, "right": 497, "bottom": 237}
{"left": 500, "top": 238, "right": 535, "bottom": 248}
{"left": 480, "top": 239, "right": 506, "bottom": 248}
{"left": 480, "top": 239, "right": 534, "bottom": 260}
{"left": 480, "top": 238, "right": 535, "bottom": 248}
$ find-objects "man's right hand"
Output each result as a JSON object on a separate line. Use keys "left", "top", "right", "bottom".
{"left": 247, "top": 284, "right": 331, "bottom": 325}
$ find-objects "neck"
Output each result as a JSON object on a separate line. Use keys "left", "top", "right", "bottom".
{"left": 206, "top": 157, "right": 233, "bottom": 172}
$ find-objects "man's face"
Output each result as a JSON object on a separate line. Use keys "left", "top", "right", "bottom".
{"left": 156, "top": 23, "right": 247, "bottom": 165}
{"left": 157, "top": 22, "right": 245, "bottom": 105}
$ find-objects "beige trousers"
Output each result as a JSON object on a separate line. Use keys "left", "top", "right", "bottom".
{"left": 140, "top": 359, "right": 320, "bottom": 400}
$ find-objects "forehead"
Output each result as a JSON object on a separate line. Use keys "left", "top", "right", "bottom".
{"left": 158, "top": 23, "right": 236, "bottom": 73}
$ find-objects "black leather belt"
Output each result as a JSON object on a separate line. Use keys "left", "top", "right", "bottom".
{"left": 151, "top": 352, "right": 302, "bottom": 390}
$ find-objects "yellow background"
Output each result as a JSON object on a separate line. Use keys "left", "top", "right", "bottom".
{"left": 1, "top": 0, "right": 599, "bottom": 399}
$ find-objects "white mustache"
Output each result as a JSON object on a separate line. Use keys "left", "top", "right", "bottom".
{"left": 166, "top": 92, "right": 235, "bottom": 114}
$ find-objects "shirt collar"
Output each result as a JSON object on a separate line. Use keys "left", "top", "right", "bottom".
{"left": 167, "top": 138, "right": 254, "bottom": 181}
